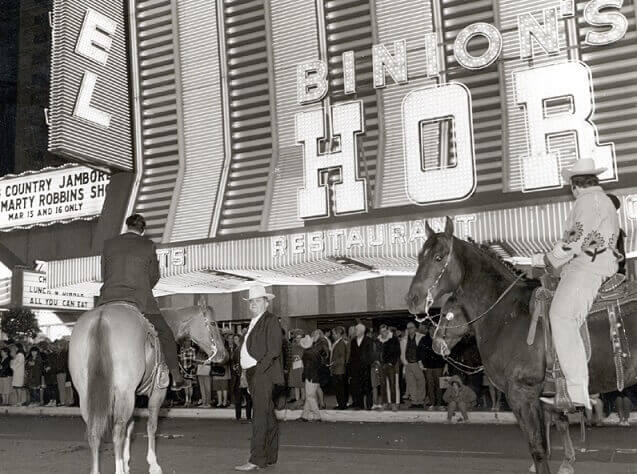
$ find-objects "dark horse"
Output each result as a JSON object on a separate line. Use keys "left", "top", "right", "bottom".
{"left": 406, "top": 217, "right": 637, "bottom": 474}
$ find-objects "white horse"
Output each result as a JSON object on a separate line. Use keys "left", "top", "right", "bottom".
{"left": 69, "top": 301, "right": 228, "bottom": 474}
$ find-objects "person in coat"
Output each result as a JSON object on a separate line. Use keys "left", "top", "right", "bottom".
{"left": 348, "top": 323, "right": 373, "bottom": 410}
{"left": 235, "top": 284, "right": 284, "bottom": 472}
{"left": 378, "top": 324, "right": 401, "bottom": 411}
{"left": 97, "top": 213, "right": 184, "bottom": 389}
{"left": 531, "top": 160, "right": 620, "bottom": 410}
{"left": 330, "top": 326, "right": 348, "bottom": 410}
{"left": 400, "top": 321, "right": 427, "bottom": 408}
{"left": 300, "top": 334, "right": 322, "bottom": 421}
{"left": 444, "top": 375, "right": 477, "bottom": 422}
{"left": 25, "top": 346, "right": 43, "bottom": 406}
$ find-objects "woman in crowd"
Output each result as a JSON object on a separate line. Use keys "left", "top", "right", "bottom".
{"left": 41, "top": 342, "right": 58, "bottom": 407}
{"left": 229, "top": 334, "right": 242, "bottom": 415}
{"left": 0, "top": 347, "right": 12, "bottom": 405}
{"left": 54, "top": 339, "right": 73, "bottom": 406}
{"left": 300, "top": 334, "right": 322, "bottom": 422}
{"left": 10, "top": 344, "right": 26, "bottom": 406}
{"left": 178, "top": 338, "right": 197, "bottom": 407}
{"left": 288, "top": 331, "right": 305, "bottom": 409}
{"left": 313, "top": 329, "right": 330, "bottom": 410}
{"left": 25, "top": 346, "right": 44, "bottom": 407}
{"left": 212, "top": 336, "right": 231, "bottom": 407}
{"left": 196, "top": 348, "right": 212, "bottom": 407}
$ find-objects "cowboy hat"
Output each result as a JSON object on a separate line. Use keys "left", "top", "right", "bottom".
{"left": 299, "top": 335, "right": 313, "bottom": 350}
{"left": 243, "top": 284, "right": 275, "bottom": 301}
{"left": 561, "top": 158, "right": 606, "bottom": 181}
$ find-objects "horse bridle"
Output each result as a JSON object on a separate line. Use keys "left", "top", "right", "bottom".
{"left": 197, "top": 306, "right": 219, "bottom": 364}
{"left": 414, "top": 238, "right": 454, "bottom": 323}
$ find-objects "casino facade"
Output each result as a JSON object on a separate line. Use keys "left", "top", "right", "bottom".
{"left": 3, "top": 0, "right": 637, "bottom": 332}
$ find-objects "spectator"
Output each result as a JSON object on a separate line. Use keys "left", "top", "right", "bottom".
{"left": 54, "top": 339, "right": 73, "bottom": 406}
{"left": 444, "top": 375, "right": 477, "bottom": 423}
{"left": 196, "top": 350, "right": 212, "bottom": 407}
{"left": 421, "top": 322, "right": 446, "bottom": 410}
{"left": 313, "top": 329, "right": 330, "bottom": 410}
{"left": 0, "top": 347, "right": 12, "bottom": 405}
{"left": 330, "top": 327, "right": 348, "bottom": 410}
{"left": 234, "top": 336, "right": 252, "bottom": 422}
{"left": 212, "top": 338, "right": 231, "bottom": 408}
{"left": 348, "top": 323, "right": 373, "bottom": 410}
{"left": 288, "top": 332, "right": 305, "bottom": 409}
{"left": 40, "top": 343, "right": 58, "bottom": 407}
{"left": 230, "top": 334, "right": 243, "bottom": 415}
{"left": 10, "top": 344, "right": 26, "bottom": 406}
{"left": 400, "top": 322, "right": 426, "bottom": 408}
{"left": 178, "top": 339, "right": 197, "bottom": 406}
{"left": 300, "top": 334, "right": 322, "bottom": 422}
{"left": 483, "top": 375, "right": 502, "bottom": 412}
{"left": 378, "top": 324, "right": 400, "bottom": 411}
{"left": 25, "top": 346, "right": 44, "bottom": 407}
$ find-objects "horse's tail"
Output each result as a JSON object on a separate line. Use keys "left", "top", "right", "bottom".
{"left": 86, "top": 310, "right": 114, "bottom": 440}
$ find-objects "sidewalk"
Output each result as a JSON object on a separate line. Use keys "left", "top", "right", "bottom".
{"left": 1, "top": 405, "right": 635, "bottom": 425}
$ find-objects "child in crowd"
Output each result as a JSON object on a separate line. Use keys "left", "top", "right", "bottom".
{"left": 444, "top": 375, "right": 477, "bottom": 423}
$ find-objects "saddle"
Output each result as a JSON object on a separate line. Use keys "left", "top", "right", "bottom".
{"left": 104, "top": 302, "right": 170, "bottom": 396}
{"left": 527, "top": 275, "right": 637, "bottom": 409}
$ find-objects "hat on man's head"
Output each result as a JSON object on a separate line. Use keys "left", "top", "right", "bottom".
{"left": 561, "top": 158, "right": 606, "bottom": 181}
{"left": 243, "top": 283, "right": 275, "bottom": 301}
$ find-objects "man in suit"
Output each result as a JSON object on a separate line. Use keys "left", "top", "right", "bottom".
{"left": 330, "top": 326, "right": 348, "bottom": 410}
{"left": 97, "top": 214, "right": 184, "bottom": 388}
{"left": 235, "top": 284, "right": 284, "bottom": 472}
{"left": 348, "top": 323, "right": 373, "bottom": 410}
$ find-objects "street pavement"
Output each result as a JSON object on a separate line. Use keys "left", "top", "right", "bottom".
{"left": 0, "top": 415, "right": 636, "bottom": 473}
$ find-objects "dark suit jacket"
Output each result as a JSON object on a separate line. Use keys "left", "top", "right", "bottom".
{"left": 246, "top": 311, "right": 284, "bottom": 385}
{"left": 330, "top": 339, "right": 347, "bottom": 376}
{"left": 97, "top": 232, "right": 161, "bottom": 314}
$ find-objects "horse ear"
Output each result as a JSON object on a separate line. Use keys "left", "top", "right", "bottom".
{"left": 444, "top": 216, "right": 454, "bottom": 238}
{"left": 425, "top": 221, "right": 435, "bottom": 239}
{"left": 196, "top": 295, "right": 206, "bottom": 309}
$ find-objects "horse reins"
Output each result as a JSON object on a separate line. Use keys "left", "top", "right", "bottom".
{"left": 414, "top": 238, "right": 455, "bottom": 323}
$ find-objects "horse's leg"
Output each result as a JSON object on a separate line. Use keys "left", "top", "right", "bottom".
{"left": 507, "top": 383, "right": 551, "bottom": 474}
{"left": 147, "top": 387, "right": 167, "bottom": 474}
{"left": 113, "top": 392, "right": 135, "bottom": 474}
{"left": 81, "top": 396, "right": 101, "bottom": 474}
{"left": 555, "top": 413, "right": 576, "bottom": 474}
{"left": 123, "top": 419, "right": 135, "bottom": 474}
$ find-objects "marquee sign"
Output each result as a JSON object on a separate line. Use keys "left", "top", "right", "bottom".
{"left": 0, "top": 165, "right": 109, "bottom": 231}
{"left": 294, "top": 0, "right": 621, "bottom": 219}
{"left": 20, "top": 270, "right": 94, "bottom": 311}
{"left": 48, "top": 1, "right": 132, "bottom": 170}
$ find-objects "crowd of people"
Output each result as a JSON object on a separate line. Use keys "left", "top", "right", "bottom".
{"left": 0, "top": 338, "right": 75, "bottom": 408}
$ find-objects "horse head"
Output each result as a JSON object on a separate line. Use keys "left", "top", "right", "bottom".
{"left": 406, "top": 216, "right": 464, "bottom": 318}
{"left": 432, "top": 296, "right": 470, "bottom": 357}
{"left": 182, "top": 303, "right": 229, "bottom": 365}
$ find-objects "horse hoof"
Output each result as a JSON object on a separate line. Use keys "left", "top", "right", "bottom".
{"left": 149, "top": 466, "right": 163, "bottom": 474}
{"left": 529, "top": 463, "right": 536, "bottom": 472}
{"left": 558, "top": 461, "right": 575, "bottom": 474}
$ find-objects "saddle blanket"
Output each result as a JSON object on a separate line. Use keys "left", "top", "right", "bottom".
{"left": 527, "top": 278, "right": 636, "bottom": 397}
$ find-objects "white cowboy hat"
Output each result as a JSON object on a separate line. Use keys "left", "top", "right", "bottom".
{"left": 299, "top": 335, "right": 313, "bottom": 350}
{"left": 243, "top": 284, "right": 275, "bottom": 301}
{"left": 561, "top": 158, "right": 606, "bottom": 181}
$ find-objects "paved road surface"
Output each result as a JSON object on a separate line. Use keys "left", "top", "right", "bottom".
{"left": 0, "top": 416, "right": 636, "bottom": 473}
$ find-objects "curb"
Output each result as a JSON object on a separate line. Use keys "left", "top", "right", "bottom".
{"left": 0, "top": 406, "right": 634, "bottom": 425}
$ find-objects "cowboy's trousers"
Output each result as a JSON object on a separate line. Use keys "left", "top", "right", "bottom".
{"left": 548, "top": 258, "right": 613, "bottom": 409}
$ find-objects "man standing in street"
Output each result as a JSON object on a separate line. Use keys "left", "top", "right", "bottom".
{"left": 400, "top": 321, "right": 426, "bottom": 408}
{"left": 330, "top": 326, "right": 348, "bottom": 410}
{"left": 235, "top": 284, "right": 284, "bottom": 472}
{"left": 378, "top": 324, "right": 401, "bottom": 411}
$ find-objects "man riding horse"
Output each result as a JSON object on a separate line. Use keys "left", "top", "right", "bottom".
{"left": 97, "top": 213, "right": 185, "bottom": 390}
{"left": 530, "top": 159, "right": 620, "bottom": 410}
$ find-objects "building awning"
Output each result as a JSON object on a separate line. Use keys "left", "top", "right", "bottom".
{"left": 46, "top": 192, "right": 637, "bottom": 293}
{"left": 0, "top": 243, "right": 25, "bottom": 308}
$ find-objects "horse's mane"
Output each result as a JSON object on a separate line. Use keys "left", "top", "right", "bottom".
{"left": 463, "top": 237, "right": 526, "bottom": 281}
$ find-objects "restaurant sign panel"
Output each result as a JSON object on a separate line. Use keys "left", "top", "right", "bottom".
{"left": 19, "top": 270, "right": 94, "bottom": 311}
{"left": 0, "top": 165, "right": 109, "bottom": 231}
